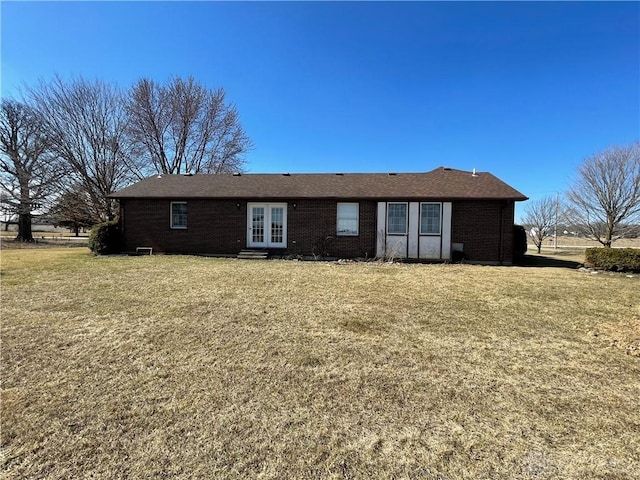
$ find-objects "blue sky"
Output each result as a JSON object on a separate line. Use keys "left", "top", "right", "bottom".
{"left": 1, "top": 1, "right": 638, "bottom": 221}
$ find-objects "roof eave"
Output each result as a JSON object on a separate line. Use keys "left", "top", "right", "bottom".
{"left": 109, "top": 194, "right": 529, "bottom": 201}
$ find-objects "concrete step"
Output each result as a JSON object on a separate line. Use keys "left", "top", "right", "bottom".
{"left": 237, "top": 249, "right": 269, "bottom": 260}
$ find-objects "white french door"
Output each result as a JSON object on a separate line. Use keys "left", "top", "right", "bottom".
{"left": 247, "top": 203, "right": 287, "bottom": 248}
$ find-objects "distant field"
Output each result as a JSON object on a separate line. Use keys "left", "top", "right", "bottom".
{"left": 535, "top": 235, "right": 640, "bottom": 249}
{"left": 0, "top": 237, "right": 88, "bottom": 249}
{"left": 1, "top": 249, "right": 639, "bottom": 479}
{"left": 0, "top": 231, "right": 89, "bottom": 238}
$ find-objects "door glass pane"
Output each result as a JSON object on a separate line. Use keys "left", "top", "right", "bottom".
{"left": 252, "top": 207, "right": 264, "bottom": 243}
{"left": 271, "top": 207, "right": 283, "bottom": 244}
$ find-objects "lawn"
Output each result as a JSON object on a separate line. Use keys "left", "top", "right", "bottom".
{"left": 1, "top": 248, "right": 639, "bottom": 479}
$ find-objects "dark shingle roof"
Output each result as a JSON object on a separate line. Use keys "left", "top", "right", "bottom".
{"left": 110, "top": 167, "right": 527, "bottom": 201}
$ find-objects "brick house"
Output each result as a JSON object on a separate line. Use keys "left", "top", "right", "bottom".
{"left": 109, "top": 167, "right": 527, "bottom": 264}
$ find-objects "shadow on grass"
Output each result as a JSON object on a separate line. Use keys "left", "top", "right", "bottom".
{"left": 515, "top": 254, "right": 583, "bottom": 269}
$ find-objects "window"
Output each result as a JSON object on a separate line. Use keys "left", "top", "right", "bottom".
{"left": 420, "top": 203, "right": 441, "bottom": 235}
{"left": 171, "top": 202, "right": 187, "bottom": 229}
{"left": 337, "top": 203, "right": 359, "bottom": 236}
{"left": 387, "top": 202, "right": 407, "bottom": 235}
{"left": 271, "top": 206, "right": 284, "bottom": 243}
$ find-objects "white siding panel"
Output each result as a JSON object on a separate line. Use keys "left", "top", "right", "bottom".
{"left": 376, "top": 202, "right": 386, "bottom": 258}
{"left": 442, "top": 202, "right": 452, "bottom": 260}
{"left": 386, "top": 235, "right": 407, "bottom": 259}
{"left": 419, "top": 236, "right": 441, "bottom": 259}
{"left": 408, "top": 202, "right": 419, "bottom": 258}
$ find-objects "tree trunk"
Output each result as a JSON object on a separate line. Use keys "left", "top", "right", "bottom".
{"left": 537, "top": 245, "right": 541, "bottom": 253}
{"left": 15, "top": 213, "right": 34, "bottom": 242}
{"left": 16, "top": 178, "right": 34, "bottom": 242}
{"left": 74, "top": 224, "right": 80, "bottom": 237}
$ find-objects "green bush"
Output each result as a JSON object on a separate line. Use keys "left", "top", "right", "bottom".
{"left": 513, "top": 225, "right": 527, "bottom": 260}
{"left": 585, "top": 248, "right": 640, "bottom": 272}
{"left": 88, "top": 220, "right": 120, "bottom": 255}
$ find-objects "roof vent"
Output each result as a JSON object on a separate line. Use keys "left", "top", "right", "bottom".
{"left": 335, "top": 173, "right": 344, "bottom": 176}
{"left": 233, "top": 172, "right": 241, "bottom": 176}
{"left": 472, "top": 168, "right": 478, "bottom": 177}
{"left": 183, "top": 172, "right": 194, "bottom": 177}
{"left": 157, "top": 174, "right": 163, "bottom": 179}
{"left": 388, "top": 172, "right": 397, "bottom": 176}
{"left": 443, "top": 167, "right": 451, "bottom": 171}
{"left": 282, "top": 173, "right": 291, "bottom": 176}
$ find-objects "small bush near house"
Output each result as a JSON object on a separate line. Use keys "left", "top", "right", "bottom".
{"left": 585, "top": 247, "right": 640, "bottom": 272}
{"left": 88, "top": 220, "right": 120, "bottom": 255}
{"left": 513, "top": 224, "right": 527, "bottom": 260}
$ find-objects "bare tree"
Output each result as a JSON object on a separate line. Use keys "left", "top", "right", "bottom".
{"left": 0, "top": 99, "right": 66, "bottom": 241}
{"left": 127, "top": 76, "right": 252, "bottom": 175}
{"left": 29, "top": 76, "right": 141, "bottom": 221}
{"left": 566, "top": 143, "right": 640, "bottom": 247}
{"left": 522, "top": 195, "right": 558, "bottom": 253}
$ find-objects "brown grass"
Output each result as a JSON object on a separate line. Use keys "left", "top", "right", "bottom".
{"left": 1, "top": 248, "right": 639, "bottom": 479}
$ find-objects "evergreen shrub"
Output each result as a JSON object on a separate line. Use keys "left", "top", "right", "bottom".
{"left": 88, "top": 220, "right": 120, "bottom": 255}
{"left": 513, "top": 225, "right": 527, "bottom": 260}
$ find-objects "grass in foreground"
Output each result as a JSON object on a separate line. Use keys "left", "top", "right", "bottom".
{"left": 1, "top": 249, "right": 639, "bottom": 479}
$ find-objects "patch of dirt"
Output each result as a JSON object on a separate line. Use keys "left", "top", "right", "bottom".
{"left": 589, "top": 320, "right": 640, "bottom": 357}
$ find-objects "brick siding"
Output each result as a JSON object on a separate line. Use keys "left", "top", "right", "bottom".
{"left": 451, "top": 200, "right": 515, "bottom": 264}
{"left": 120, "top": 199, "right": 245, "bottom": 254}
{"left": 287, "top": 200, "right": 377, "bottom": 258}
{"left": 120, "top": 198, "right": 377, "bottom": 258}
{"left": 120, "top": 198, "right": 514, "bottom": 262}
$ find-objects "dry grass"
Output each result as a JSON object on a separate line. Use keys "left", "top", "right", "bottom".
{"left": 1, "top": 248, "right": 639, "bottom": 479}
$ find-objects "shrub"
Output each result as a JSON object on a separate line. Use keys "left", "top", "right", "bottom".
{"left": 585, "top": 248, "right": 640, "bottom": 272}
{"left": 513, "top": 225, "right": 527, "bottom": 260}
{"left": 88, "top": 220, "right": 120, "bottom": 255}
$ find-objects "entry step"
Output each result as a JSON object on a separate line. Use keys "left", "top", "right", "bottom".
{"left": 237, "top": 249, "right": 269, "bottom": 260}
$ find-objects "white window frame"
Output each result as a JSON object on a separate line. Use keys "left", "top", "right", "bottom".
{"left": 247, "top": 203, "right": 287, "bottom": 248}
{"left": 419, "top": 202, "right": 442, "bottom": 235}
{"left": 170, "top": 201, "right": 187, "bottom": 229}
{"left": 336, "top": 202, "right": 359, "bottom": 236}
{"left": 386, "top": 202, "right": 408, "bottom": 235}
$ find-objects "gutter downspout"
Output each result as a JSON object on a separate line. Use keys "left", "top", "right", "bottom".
{"left": 499, "top": 201, "right": 505, "bottom": 265}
